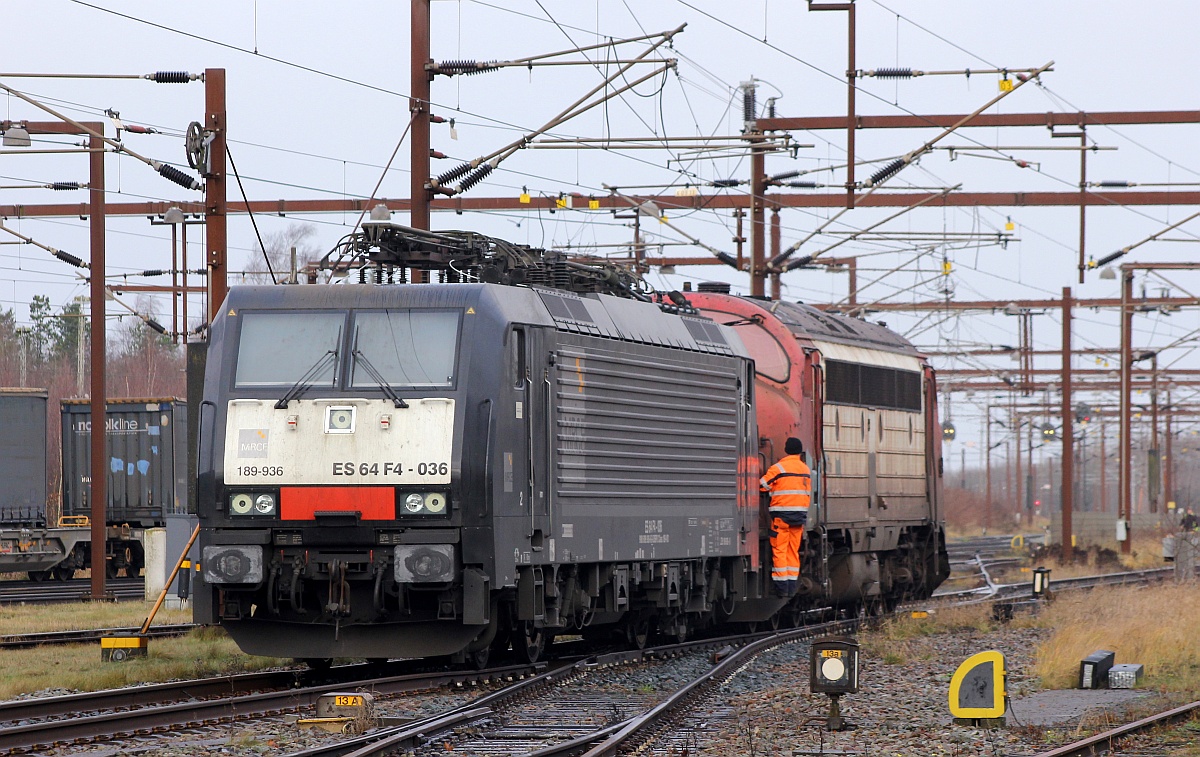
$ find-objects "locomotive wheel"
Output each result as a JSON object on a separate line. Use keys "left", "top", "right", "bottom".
{"left": 767, "top": 611, "right": 782, "bottom": 632}
{"left": 515, "top": 621, "right": 546, "bottom": 664}
{"left": 105, "top": 561, "right": 119, "bottom": 579}
{"left": 27, "top": 570, "right": 48, "bottom": 582}
{"left": 670, "top": 617, "right": 689, "bottom": 644}
{"left": 625, "top": 615, "right": 652, "bottom": 650}
{"left": 302, "top": 658, "right": 333, "bottom": 671}
{"left": 787, "top": 604, "right": 807, "bottom": 628}
{"left": 467, "top": 645, "right": 491, "bottom": 670}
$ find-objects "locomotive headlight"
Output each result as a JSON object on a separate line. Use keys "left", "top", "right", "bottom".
{"left": 423, "top": 492, "right": 447, "bottom": 514}
{"left": 254, "top": 493, "right": 277, "bottom": 515}
{"left": 230, "top": 493, "right": 254, "bottom": 516}
{"left": 403, "top": 493, "right": 424, "bottom": 513}
{"left": 325, "top": 405, "right": 356, "bottom": 434}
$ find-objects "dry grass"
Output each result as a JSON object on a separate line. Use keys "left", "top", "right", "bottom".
{"left": 862, "top": 603, "right": 998, "bottom": 665}
{"left": 0, "top": 625, "right": 288, "bottom": 700}
{"left": 1033, "top": 583, "right": 1200, "bottom": 691}
{"left": 1117, "top": 537, "right": 1171, "bottom": 569}
{"left": 0, "top": 600, "right": 192, "bottom": 635}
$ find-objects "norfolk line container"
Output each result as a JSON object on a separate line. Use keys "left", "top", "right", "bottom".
{"left": 0, "top": 389, "right": 48, "bottom": 526}
{"left": 61, "top": 398, "right": 188, "bottom": 528}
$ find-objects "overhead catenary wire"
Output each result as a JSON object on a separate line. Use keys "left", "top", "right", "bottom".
{"left": 0, "top": 220, "right": 89, "bottom": 270}
{"left": 0, "top": 78, "right": 204, "bottom": 191}
{"left": 225, "top": 145, "right": 276, "bottom": 285}
{"left": 16, "top": 0, "right": 1190, "bottom": 333}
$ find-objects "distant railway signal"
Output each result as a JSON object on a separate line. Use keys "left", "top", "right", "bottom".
{"left": 1075, "top": 403, "right": 1092, "bottom": 425}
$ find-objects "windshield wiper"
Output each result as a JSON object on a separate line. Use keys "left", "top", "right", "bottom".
{"left": 274, "top": 349, "right": 338, "bottom": 409}
{"left": 353, "top": 350, "right": 409, "bottom": 408}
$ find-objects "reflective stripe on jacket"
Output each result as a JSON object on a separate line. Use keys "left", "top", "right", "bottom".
{"left": 760, "top": 454, "right": 812, "bottom": 515}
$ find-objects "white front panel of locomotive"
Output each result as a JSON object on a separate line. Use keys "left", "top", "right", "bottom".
{"left": 223, "top": 398, "right": 454, "bottom": 485}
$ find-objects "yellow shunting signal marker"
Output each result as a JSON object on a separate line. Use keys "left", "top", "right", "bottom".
{"left": 519, "top": 193, "right": 531, "bottom": 204}
{"left": 911, "top": 610, "right": 929, "bottom": 619}
{"left": 942, "top": 260, "right": 953, "bottom": 275}
{"left": 949, "top": 650, "right": 1007, "bottom": 721}
{"left": 589, "top": 198, "right": 600, "bottom": 210}
{"left": 999, "top": 78, "right": 1014, "bottom": 92}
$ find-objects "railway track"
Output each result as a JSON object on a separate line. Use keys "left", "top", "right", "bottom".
{"left": 0, "top": 576, "right": 144, "bottom": 604}
{"left": 0, "top": 567, "right": 1176, "bottom": 755}
{"left": 0, "top": 658, "right": 547, "bottom": 754}
{"left": 0, "top": 619, "right": 849, "bottom": 755}
{"left": 1031, "top": 698, "right": 1200, "bottom": 756}
{"left": 933, "top": 565, "right": 1171, "bottom": 601}
{"left": 945, "top": 533, "right": 1042, "bottom": 562}
{"left": 0, "top": 623, "right": 197, "bottom": 649}
{"left": 282, "top": 623, "right": 857, "bottom": 757}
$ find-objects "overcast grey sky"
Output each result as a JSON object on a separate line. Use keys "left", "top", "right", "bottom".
{"left": 4, "top": 1, "right": 1200, "bottom": 466}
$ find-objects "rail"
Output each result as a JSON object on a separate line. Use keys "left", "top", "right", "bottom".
{"left": 1032, "top": 699, "right": 1200, "bottom": 757}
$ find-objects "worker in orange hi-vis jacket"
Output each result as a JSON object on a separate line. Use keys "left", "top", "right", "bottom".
{"left": 760, "top": 437, "right": 811, "bottom": 597}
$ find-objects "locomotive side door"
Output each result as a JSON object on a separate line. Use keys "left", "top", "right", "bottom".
{"left": 524, "top": 328, "right": 553, "bottom": 555}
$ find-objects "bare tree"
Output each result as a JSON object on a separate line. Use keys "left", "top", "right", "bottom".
{"left": 242, "top": 223, "right": 322, "bottom": 284}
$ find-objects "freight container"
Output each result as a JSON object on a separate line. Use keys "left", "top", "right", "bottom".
{"left": 0, "top": 389, "right": 48, "bottom": 525}
{"left": 61, "top": 398, "right": 188, "bottom": 527}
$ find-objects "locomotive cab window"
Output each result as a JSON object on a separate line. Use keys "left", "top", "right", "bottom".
{"left": 351, "top": 310, "right": 461, "bottom": 388}
{"left": 512, "top": 327, "right": 526, "bottom": 388}
{"left": 234, "top": 312, "right": 346, "bottom": 387}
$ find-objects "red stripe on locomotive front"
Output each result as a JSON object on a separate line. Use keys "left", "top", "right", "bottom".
{"left": 280, "top": 487, "right": 395, "bottom": 520}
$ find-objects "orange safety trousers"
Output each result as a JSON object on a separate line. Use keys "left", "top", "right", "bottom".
{"left": 770, "top": 517, "right": 804, "bottom": 597}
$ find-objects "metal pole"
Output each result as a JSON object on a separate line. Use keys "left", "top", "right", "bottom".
{"left": 985, "top": 408, "right": 992, "bottom": 531}
{"left": 633, "top": 213, "right": 643, "bottom": 273}
{"left": 1005, "top": 440, "right": 1012, "bottom": 522}
{"left": 847, "top": 256, "right": 858, "bottom": 307}
{"left": 205, "top": 68, "right": 228, "bottom": 321}
{"left": 410, "top": 0, "right": 432, "bottom": 282}
{"left": 846, "top": 1, "right": 855, "bottom": 208}
{"left": 1061, "top": 286, "right": 1074, "bottom": 561}
{"left": 1120, "top": 268, "right": 1134, "bottom": 553}
{"left": 749, "top": 132, "right": 766, "bottom": 297}
{"left": 1150, "top": 354, "right": 1160, "bottom": 513}
{"left": 411, "top": 0, "right": 431, "bottom": 232}
{"left": 804, "top": 1, "right": 855, "bottom": 206}
{"left": 181, "top": 223, "right": 189, "bottom": 340}
{"left": 1165, "top": 390, "right": 1174, "bottom": 512}
{"left": 1078, "top": 129, "right": 1087, "bottom": 284}
{"left": 1027, "top": 423, "right": 1034, "bottom": 524}
{"left": 770, "top": 208, "right": 781, "bottom": 300}
{"left": 75, "top": 313, "right": 84, "bottom": 396}
{"left": 170, "top": 223, "right": 178, "bottom": 344}
{"left": 88, "top": 126, "right": 107, "bottom": 600}
{"left": 733, "top": 209, "right": 745, "bottom": 270}
{"left": 1100, "top": 418, "right": 1107, "bottom": 513}
{"left": 1015, "top": 408, "right": 1023, "bottom": 528}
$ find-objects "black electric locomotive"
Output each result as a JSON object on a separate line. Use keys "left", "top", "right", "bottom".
{"left": 195, "top": 224, "right": 948, "bottom": 665}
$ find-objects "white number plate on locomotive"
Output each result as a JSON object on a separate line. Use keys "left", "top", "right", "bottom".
{"left": 223, "top": 398, "right": 454, "bottom": 485}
